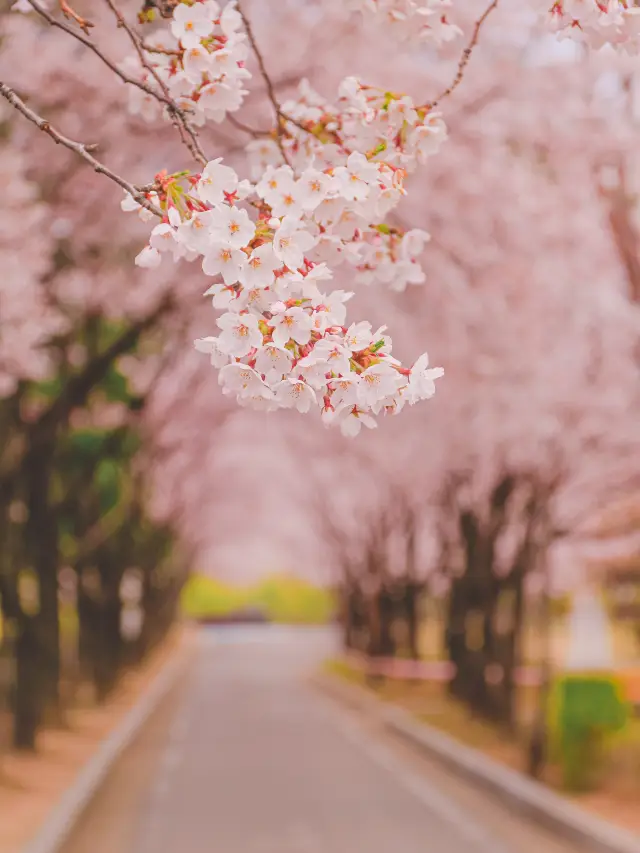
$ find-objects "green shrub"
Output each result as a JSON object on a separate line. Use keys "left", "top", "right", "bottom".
{"left": 180, "top": 573, "right": 335, "bottom": 624}
{"left": 249, "top": 574, "right": 335, "bottom": 624}
{"left": 180, "top": 576, "right": 248, "bottom": 618}
{"left": 555, "top": 673, "right": 629, "bottom": 791}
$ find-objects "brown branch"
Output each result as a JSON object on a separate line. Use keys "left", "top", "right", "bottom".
{"left": 226, "top": 113, "right": 270, "bottom": 138}
{"left": 26, "top": 0, "right": 154, "bottom": 98}
{"left": 140, "top": 39, "right": 181, "bottom": 57}
{"left": 26, "top": 0, "right": 206, "bottom": 168}
{"left": 427, "top": 0, "right": 500, "bottom": 109}
{"left": 102, "top": 0, "right": 208, "bottom": 167}
{"left": 236, "top": 2, "right": 292, "bottom": 166}
{"left": 0, "top": 81, "right": 163, "bottom": 217}
{"left": 599, "top": 161, "right": 640, "bottom": 305}
{"left": 59, "top": 0, "right": 93, "bottom": 32}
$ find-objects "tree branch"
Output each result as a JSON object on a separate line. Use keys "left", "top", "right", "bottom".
{"left": 102, "top": 0, "right": 209, "bottom": 167}
{"left": 59, "top": 0, "right": 93, "bottom": 32}
{"left": 26, "top": 0, "right": 207, "bottom": 168}
{"left": 236, "top": 2, "right": 292, "bottom": 166}
{"left": 0, "top": 81, "right": 162, "bottom": 217}
{"left": 427, "top": 0, "right": 500, "bottom": 109}
{"left": 226, "top": 113, "right": 270, "bottom": 138}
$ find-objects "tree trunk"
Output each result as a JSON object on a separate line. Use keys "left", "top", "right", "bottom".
{"left": 379, "top": 590, "right": 396, "bottom": 657}
{"left": 341, "top": 586, "right": 357, "bottom": 651}
{"left": 92, "top": 562, "right": 123, "bottom": 703}
{"left": 13, "top": 613, "right": 42, "bottom": 750}
{"left": 447, "top": 577, "right": 470, "bottom": 700}
{"left": 498, "top": 575, "right": 524, "bottom": 730}
{"left": 77, "top": 574, "right": 96, "bottom": 684}
{"left": 404, "top": 584, "right": 420, "bottom": 660}
{"left": 93, "top": 596, "right": 122, "bottom": 703}
{"left": 24, "top": 441, "right": 61, "bottom": 718}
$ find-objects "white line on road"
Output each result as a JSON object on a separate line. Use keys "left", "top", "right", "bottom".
{"left": 314, "top": 691, "right": 514, "bottom": 853}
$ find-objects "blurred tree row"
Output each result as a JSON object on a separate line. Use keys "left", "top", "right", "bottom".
{"left": 313, "top": 445, "right": 640, "bottom": 784}
{"left": 0, "top": 312, "right": 187, "bottom": 751}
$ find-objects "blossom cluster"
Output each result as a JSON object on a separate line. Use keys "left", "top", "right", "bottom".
{"left": 546, "top": 0, "right": 640, "bottom": 52}
{"left": 345, "top": 0, "right": 462, "bottom": 46}
{"left": 116, "top": 1, "right": 448, "bottom": 435}
{"left": 124, "top": 0, "right": 251, "bottom": 125}
{"left": 125, "top": 154, "right": 443, "bottom": 436}
{"left": 245, "top": 78, "right": 447, "bottom": 290}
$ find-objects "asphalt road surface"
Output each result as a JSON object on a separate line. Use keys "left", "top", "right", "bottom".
{"left": 62, "top": 626, "right": 580, "bottom": 853}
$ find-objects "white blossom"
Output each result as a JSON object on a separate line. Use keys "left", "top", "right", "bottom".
{"left": 217, "top": 311, "right": 263, "bottom": 357}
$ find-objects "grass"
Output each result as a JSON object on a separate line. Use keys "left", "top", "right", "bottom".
{"left": 180, "top": 573, "right": 336, "bottom": 625}
{"left": 326, "top": 657, "right": 640, "bottom": 834}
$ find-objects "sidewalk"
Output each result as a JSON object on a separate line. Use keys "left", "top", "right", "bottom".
{"left": 0, "top": 627, "right": 190, "bottom": 853}
{"left": 329, "top": 658, "right": 640, "bottom": 839}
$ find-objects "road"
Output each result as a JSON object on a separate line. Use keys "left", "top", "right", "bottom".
{"left": 62, "top": 626, "right": 580, "bottom": 853}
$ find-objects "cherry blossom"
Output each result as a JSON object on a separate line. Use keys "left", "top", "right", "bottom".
{"left": 217, "top": 311, "right": 262, "bottom": 357}
{"left": 196, "top": 159, "right": 239, "bottom": 206}
{"left": 16, "top": 0, "right": 640, "bottom": 448}
{"left": 202, "top": 244, "right": 245, "bottom": 283}
{"left": 171, "top": 2, "right": 217, "bottom": 50}
{"left": 344, "top": 0, "right": 463, "bottom": 46}
{"left": 546, "top": 0, "right": 640, "bottom": 52}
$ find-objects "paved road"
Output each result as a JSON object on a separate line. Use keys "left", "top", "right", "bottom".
{"left": 62, "top": 626, "right": 580, "bottom": 853}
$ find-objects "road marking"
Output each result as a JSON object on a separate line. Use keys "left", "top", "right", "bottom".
{"left": 314, "top": 691, "right": 514, "bottom": 853}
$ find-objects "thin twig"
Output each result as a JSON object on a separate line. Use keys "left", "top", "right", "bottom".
{"left": 26, "top": 0, "right": 154, "bottom": 99}
{"left": 140, "top": 39, "right": 181, "bottom": 57}
{"left": 0, "top": 81, "right": 163, "bottom": 217}
{"left": 59, "top": 0, "right": 93, "bottom": 32}
{"left": 226, "top": 113, "right": 270, "bottom": 137}
{"left": 26, "top": 0, "right": 206, "bottom": 168}
{"left": 236, "top": 2, "right": 292, "bottom": 166}
{"left": 102, "top": 0, "right": 208, "bottom": 167}
{"left": 427, "top": 0, "right": 500, "bottom": 109}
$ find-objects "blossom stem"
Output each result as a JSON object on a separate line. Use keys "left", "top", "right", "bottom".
{"left": 139, "top": 39, "right": 181, "bottom": 57}
{"left": 58, "top": 0, "right": 93, "bottom": 32}
{"left": 226, "top": 114, "right": 271, "bottom": 138}
{"left": 102, "top": 0, "right": 209, "bottom": 167}
{"left": 0, "top": 81, "right": 163, "bottom": 218}
{"left": 426, "top": 0, "right": 500, "bottom": 109}
{"left": 236, "top": 2, "right": 292, "bottom": 166}
{"left": 25, "top": 0, "right": 207, "bottom": 168}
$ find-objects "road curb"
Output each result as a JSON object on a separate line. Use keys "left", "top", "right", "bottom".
{"left": 21, "top": 644, "right": 189, "bottom": 853}
{"left": 314, "top": 671, "right": 640, "bottom": 853}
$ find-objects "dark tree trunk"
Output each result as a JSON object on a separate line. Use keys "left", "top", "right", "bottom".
{"left": 446, "top": 577, "right": 471, "bottom": 700}
{"left": 498, "top": 575, "right": 525, "bottom": 730}
{"left": 24, "top": 440, "right": 61, "bottom": 718}
{"left": 378, "top": 590, "right": 396, "bottom": 657}
{"left": 77, "top": 575, "right": 95, "bottom": 684}
{"left": 93, "top": 596, "right": 122, "bottom": 703}
{"left": 13, "top": 613, "right": 42, "bottom": 749}
{"left": 404, "top": 584, "right": 420, "bottom": 660}
{"left": 341, "top": 586, "right": 357, "bottom": 651}
{"left": 366, "top": 591, "right": 381, "bottom": 658}
{"left": 92, "top": 562, "right": 123, "bottom": 703}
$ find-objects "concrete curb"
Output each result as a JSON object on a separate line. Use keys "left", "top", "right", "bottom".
{"left": 315, "top": 672, "right": 640, "bottom": 853}
{"left": 21, "top": 645, "right": 189, "bottom": 853}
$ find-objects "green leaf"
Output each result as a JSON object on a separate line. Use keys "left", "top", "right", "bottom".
{"left": 95, "top": 459, "right": 121, "bottom": 514}
{"left": 68, "top": 429, "right": 106, "bottom": 459}
{"left": 102, "top": 367, "right": 131, "bottom": 403}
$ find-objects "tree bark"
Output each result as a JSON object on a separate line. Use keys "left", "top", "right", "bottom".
{"left": 404, "top": 583, "right": 420, "bottom": 660}
{"left": 13, "top": 612, "right": 42, "bottom": 749}
{"left": 24, "top": 437, "right": 61, "bottom": 723}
